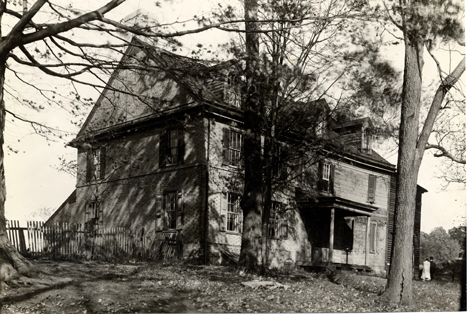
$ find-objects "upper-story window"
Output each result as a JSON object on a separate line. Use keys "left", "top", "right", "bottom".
{"left": 223, "top": 128, "right": 243, "bottom": 166}
{"left": 224, "top": 74, "right": 241, "bottom": 108}
{"left": 318, "top": 161, "right": 334, "bottom": 193}
{"left": 86, "top": 147, "right": 106, "bottom": 182}
{"left": 362, "top": 129, "right": 372, "bottom": 152}
{"left": 367, "top": 174, "right": 377, "bottom": 204}
{"left": 315, "top": 114, "right": 327, "bottom": 137}
{"left": 272, "top": 145, "right": 287, "bottom": 179}
{"left": 160, "top": 128, "right": 185, "bottom": 167}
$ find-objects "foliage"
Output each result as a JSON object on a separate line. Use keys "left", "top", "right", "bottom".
{"left": 448, "top": 225, "right": 466, "bottom": 248}
{"left": 420, "top": 226, "right": 462, "bottom": 265}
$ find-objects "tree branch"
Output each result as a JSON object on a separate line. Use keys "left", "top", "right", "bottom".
{"left": 426, "top": 143, "right": 466, "bottom": 164}
{"left": 416, "top": 57, "right": 466, "bottom": 161}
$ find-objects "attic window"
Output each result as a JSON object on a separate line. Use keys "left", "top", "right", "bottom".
{"left": 362, "top": 129, "right": 372, "bottom": 152}
{"left": 224, "top": 74, "right": 241, "bottom": 108}
{"left": 316, "top": 120, "right": 326, "bottom": 136}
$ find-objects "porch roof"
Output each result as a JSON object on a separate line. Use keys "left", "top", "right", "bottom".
{"left": 299, "top": 196, "right": 379, "bottom": 216}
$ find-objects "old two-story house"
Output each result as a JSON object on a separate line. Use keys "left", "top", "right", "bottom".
{"left": 47, "top": 37, "right": 425, "bottom": 276}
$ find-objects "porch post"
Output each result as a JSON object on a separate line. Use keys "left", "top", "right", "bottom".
{"left": 365, "top": 216, "right": 370, "bottom": 266}
{"left": 328, "top": 208, "right": 335, "bottom": 262}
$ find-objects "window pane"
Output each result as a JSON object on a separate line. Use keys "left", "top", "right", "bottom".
{"left": 227, "top": 193, "right": 241, "bottom": 232}
{"left": 165, "top": 191, "right": 177, "bottom": 229}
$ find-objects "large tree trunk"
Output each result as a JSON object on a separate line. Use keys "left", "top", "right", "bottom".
{"left": 382, "top": 35, "right": 424, "bottom": 306}
{"left": 0, "top": 61, "right": 36, "bottom": 281}
{"left": 239, "top": 0, "right": 263, "bottom": 272}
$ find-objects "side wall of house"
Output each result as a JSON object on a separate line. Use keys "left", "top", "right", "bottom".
{"left": 49, "top": 113, "right": 208, "bottom": 258}
{"left": 331, "top": 159, "right": 391, "bottom": 275}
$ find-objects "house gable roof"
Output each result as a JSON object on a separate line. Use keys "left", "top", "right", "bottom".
{"left": 72, "top": 37, "right": 238, "bottom": 146}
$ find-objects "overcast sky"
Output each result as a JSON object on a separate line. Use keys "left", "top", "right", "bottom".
{"left": 3, "top": 0, "right": 465, "bottom": 233}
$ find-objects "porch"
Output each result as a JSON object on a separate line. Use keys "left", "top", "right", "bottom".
{"left": 297, "top": 196, "right": 379, "bottom": 272}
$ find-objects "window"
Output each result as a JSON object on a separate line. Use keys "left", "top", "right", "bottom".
{"left": 86, "top": 200, "right": 102, "bottom": 227}
{"left": 223, "top": 129, "right": 243, "bottom": 166}
{"left": 155, "top": 191, "right": 183, "bottom": 231}
{"left": 368, "top": 174, "right": 377, "bottom": 203}
{"left": 224, "top": 74, "right": 241, "bottom": 108}
{"left": 86, "top": 147, "right": 106, "bottom": 182}
{"left": 316, "top": 116, "right": 327, "bottom": 136}
{"left": 160, "top": 128, "right": 184, "bottom": 167}
{"left": 164, "top": 191, "right": 178, "bottom": 229}
{"left": 226, "top": 192, "right": 242, "bottom": 232}
{"left": 168, "top": 129, "right": 179, "bottom": 165}
{"left": 272, "top": 146, "right": 287, "bottom": 179}
{"left": 318, "top": 161, "right": 334, "bottom": 193}
{"left": 369, "top": 222, "right": 377, "bottom": 253}
{"left": 362, "top": 129, "right": 372, "bottom": 151}
{"left": 268, "top": 202, "right": 288, "bottom": 239}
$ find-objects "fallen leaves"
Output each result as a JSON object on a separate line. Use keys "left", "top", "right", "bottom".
{"left": 0, "top": 260, "right": 462, "bottom": 313}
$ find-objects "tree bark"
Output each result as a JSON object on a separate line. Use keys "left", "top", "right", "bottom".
{"left": 382, "top": 35, "right": 424, "bottom": 306}
{"left": 239, "top": 0, "right": 263, "bottom": 272}
{"left": 383, "top": 27, "right": 465, "bottom": 305}
{"left": 0, "top": 59, "right": 36, "bottom": 281}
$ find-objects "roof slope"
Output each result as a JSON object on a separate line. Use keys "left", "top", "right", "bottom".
{"left": 74, "top": 37, "right": 237, "bottom": 143}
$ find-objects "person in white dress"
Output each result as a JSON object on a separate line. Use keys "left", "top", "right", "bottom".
{"left": 421, "top": 258, "right": 431, "bottom": 281}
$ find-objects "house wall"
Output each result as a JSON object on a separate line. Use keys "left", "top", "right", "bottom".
{"left": 204, "top": 116, "right": 310, "bottom": 267}
{"left": 328, "top": 159, "right": 391, "bottom": 275}
{"left": 49, "top": 113, "right": 208, "bottom": 257}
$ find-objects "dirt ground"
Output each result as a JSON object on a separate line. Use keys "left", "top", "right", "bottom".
{"left": 0, "top": 259, "right": 462, "bottom": 313}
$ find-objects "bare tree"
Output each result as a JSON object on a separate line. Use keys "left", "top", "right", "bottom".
{"left": 376, "top": 0, "right": 465, "bottom": 306}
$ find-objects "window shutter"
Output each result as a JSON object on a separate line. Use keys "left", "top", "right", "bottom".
{"left": 159, "top": 131, "right": 168, "bottom": 168}
{"left": 86, "top": 151, "right": 93, "bottom": 182}
{"left": 238, "top": 210, "right": 243, "bottom": 233}
{"left": 329, "top": 164, "right": 335, "bottom": 194}
{"left": 178, "top": 129, "right": 185, "bottom": 165}
{"left": 155, "top": 195, "right": 163, "bottom": 231}
{"left": 369, "top": 222, "right": 377, "bottom": 252}
{"left": 317, "top": 161, "right": 323, "bottom": 190}
{"left": 368, "top": 174, "right": 376, "bottom": 203}
{"left": 99, "top": 147, "right": 106, "bottom": 180}
{"left": 176, "top": 191, "right": 183, "bottom": 229}
{"left": 220, "top": 215, "right": 226, "bottom": 232}
{"left": 222, "top": 128, "right": 230, "bottom": 165}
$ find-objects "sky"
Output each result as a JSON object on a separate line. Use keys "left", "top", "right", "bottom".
{"left": 3, "top": 0, "right": 466, "bottom": 234}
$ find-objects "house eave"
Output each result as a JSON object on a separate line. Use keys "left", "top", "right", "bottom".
{"left": 298, "top": 196, "right": 379, "bottom": 216}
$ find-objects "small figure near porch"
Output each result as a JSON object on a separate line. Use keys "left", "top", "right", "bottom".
{"left": 421, "top": 258, "right": 431, "bottom": 281}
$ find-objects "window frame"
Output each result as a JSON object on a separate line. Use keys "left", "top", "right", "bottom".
{"left": 86, "top": 147, "right": 106, "bottom": 182}
{"left": 226, "top": 192, "right": 242, "bottom": 233}
{"left": 86, "top": 200, "right": 102, "bottom": 227}
{"left": 160, "top": 128, "right": 184, "bottom": 168}
{"left": 268, "top": 202, "right": 288, "bottom": 239}
{"left": 167, "top": 129, "right": 179, "bottom": 166}
{"left": 318, "top": 161, "right": 334, "bottom": 193}
{"left": 224, "top": 74, "right": 241, "bottom": 108}
{"left": 164, "top": 191, "right": 178, "bottom": 230}
{"left": 223, "top": 128, "right": 243, "bottom": 167}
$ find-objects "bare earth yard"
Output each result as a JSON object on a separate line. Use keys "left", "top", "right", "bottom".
{"left": 0, "top": 259, "right": 462, "bottom": 313}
